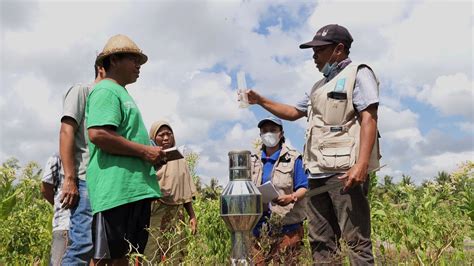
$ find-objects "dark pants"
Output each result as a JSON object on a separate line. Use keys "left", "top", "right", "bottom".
{"left": 92, "top": 199, "right": 152, "bottom": 259}
{"left": 307, "top": 174, "right": 374, "bottom": 265}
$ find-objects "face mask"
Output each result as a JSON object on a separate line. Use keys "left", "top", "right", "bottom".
{"left": 320, "top": 47, "right": 338, "bottom": 77}
{"left": 261, "top": 132, "right": 280, "bottom": 148}
{"left": 321, "top": 61, "right": 337, "bottom": 77}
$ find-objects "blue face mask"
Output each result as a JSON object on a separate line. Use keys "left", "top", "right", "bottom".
{"left": 321, "top": 62, "right": 337, "bottom": 77}
{"left": 320, "top": 47, "right": 338, "bottom": 77}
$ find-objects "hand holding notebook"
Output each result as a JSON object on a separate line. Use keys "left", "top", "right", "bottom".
{"left": 257, "top": 181, "right": 280, "bottom": 203}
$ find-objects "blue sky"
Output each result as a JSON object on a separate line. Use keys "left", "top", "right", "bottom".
{"left": 1, "top": 0, "right": 472, "bottom": 185}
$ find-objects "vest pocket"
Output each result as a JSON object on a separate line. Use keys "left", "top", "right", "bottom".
{"left": 316, "top": 137, "right": 355, "bottom": 170}
{"left": 273, "top": 167, "right": 293, "bottom": 191}
{"left": 323, "top": 97, "right": 348, "bottom": 125}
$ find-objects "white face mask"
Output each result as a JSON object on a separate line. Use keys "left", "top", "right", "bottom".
{"left": 260, "top": 132, "right": 280, "bottom": 148}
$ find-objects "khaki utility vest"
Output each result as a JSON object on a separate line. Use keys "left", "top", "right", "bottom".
{"left": 304, "top": 63, "right": 381, "bottom": 174}
{"left": 251, "top": 144, "right": 307, "bottom": 225}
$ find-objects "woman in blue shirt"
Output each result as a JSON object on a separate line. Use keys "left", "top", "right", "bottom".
{"left": 250, "top": 117, "right": 308, "bottom": 265}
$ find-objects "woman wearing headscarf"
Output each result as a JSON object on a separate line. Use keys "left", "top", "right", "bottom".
{"left": 144, "top": 121, "right": 198, "bottom": 262}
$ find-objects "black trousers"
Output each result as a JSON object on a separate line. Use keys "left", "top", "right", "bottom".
{"left": 306, "top": 174, "right": 374, "bottom": 265}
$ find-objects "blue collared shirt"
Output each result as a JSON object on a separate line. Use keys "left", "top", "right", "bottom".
{"left": 253, "top": 148, "right": 308, "bottom": 237}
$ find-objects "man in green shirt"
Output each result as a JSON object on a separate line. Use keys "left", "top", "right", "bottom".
{"left": 86, "top": 34, "right": 164, "bottom": 264}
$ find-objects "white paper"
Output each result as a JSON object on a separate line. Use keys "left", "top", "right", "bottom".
{"left": 257, "top": 181, "right": 280, "bottom": 203}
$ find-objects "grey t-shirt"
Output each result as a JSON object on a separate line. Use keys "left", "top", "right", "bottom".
{"left": 61, "top": 83, "right": 92, "bottom": 181}
{"left": 42, "top": 154, "right": 70, "bottom": 231}
{"left": 296, "top": 60, "right": 379, "bottom": 179}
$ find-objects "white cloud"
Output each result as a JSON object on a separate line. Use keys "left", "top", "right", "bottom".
{"left": 192, "top": 123, "right": 259, "bottom": 186}
{"left": 378, "top": 105, "right": 419, "bottom": 134}
{"left": 306, "top": 0, "right": 408, "bottom": 63}
{"left": 3, "top": 2, "right": 126, "bottom": 55}
{"left": 0, "top": 0, "right": 39, "bottom": 31}
{"left": 417, "top": 73, "right": 474, "bottom": 120}
{"left": 377, "top": 105, "right": 473, "bottom": 183}
{"left": 377, "top": 1, "right": 472, "bottom": 91}
{"left": 307, "top": 0, "right": 407, "bottom": 28}
{"left": 12, "top": 74, "right": 61, "bottom": 127}
{"left": 412, "top": 151, "right": 474, "bottom": 180}
{"left": 377, "top": 106, "right": 424, "bottom": 181}
{"left": 0, "top": 0, "right": 472, "bottom": 186}
{"left": 130, "top": 71, "right": 256, "bottom": 143}
{"left": 305, "top": 1, "right": 472, "bottom": 98}
{"left": 457, "top": 122, "right": 474, "bottom": 133}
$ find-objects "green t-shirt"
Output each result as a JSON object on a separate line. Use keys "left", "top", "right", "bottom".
{"left": 85, "top": 79, "right": 161, "bottom": 214}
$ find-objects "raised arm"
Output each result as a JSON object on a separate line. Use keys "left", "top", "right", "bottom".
{"left": 246, "top": 90, "right": 305, "bottom": 121}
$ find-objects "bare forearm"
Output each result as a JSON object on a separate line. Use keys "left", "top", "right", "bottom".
{"left": 183, "top": 202, "right": 196, "bottom": 219}
{"left": 59, "top": 125, "right": 77, "bottom": 181}
{"left": 41, "top": 183, "right": 55, "bottom": 205}
{"left": 293, "top": 187, "right": 307, "bottom": 201}
{"left": 358, "top": 110, "right": 377, "bottom": 166}
{"left": 259, "top": 97, "right": 305, "bottom": 121}
{"left": 88, "top": 128, "right": 147, "bottom": 159}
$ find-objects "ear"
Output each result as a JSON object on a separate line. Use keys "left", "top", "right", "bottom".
{"left": 334, "top": 43, "right": 345, "bottom": 55}
{"left": 98, "top": 66, "right": 106, "bottom": 78}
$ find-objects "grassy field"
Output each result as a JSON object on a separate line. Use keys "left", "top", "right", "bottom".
{"left": 1, "top": 158, "right": 472, "bottom": 265}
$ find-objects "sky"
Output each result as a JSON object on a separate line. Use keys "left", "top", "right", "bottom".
{"left": 1, "top": 0, "right": 473, "bottom": 185}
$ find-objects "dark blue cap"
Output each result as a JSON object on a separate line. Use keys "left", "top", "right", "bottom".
{"left": 300, "top": 24, "right": 353, "bottom": 49}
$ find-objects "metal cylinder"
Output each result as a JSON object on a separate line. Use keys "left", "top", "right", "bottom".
{"left": 221, "top": 150, "right": 262, "bottom": 265}
{"left": 228, "top": 150, "right": 252, "bottom": 181}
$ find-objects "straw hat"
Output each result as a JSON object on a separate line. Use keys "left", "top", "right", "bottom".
{"left": 95, "top": 34, "right": 148, "bottom": 66}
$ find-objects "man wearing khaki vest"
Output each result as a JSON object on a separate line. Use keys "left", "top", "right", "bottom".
{"left": 245, "top": 24, "right": 380, "bottom": 265}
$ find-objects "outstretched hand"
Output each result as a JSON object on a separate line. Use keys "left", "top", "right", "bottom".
{"left": 246, "top": 89, "right": 263, "bottom": 105}
{"left": 237, "top": 89, "right": 262, "bottom": 105}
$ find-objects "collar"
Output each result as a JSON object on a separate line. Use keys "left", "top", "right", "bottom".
{"left": 326, "top": 57, "right": 352, "bottom": 81}
{"left": 261, "top": 148, "right": 282, "bottom": 162}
